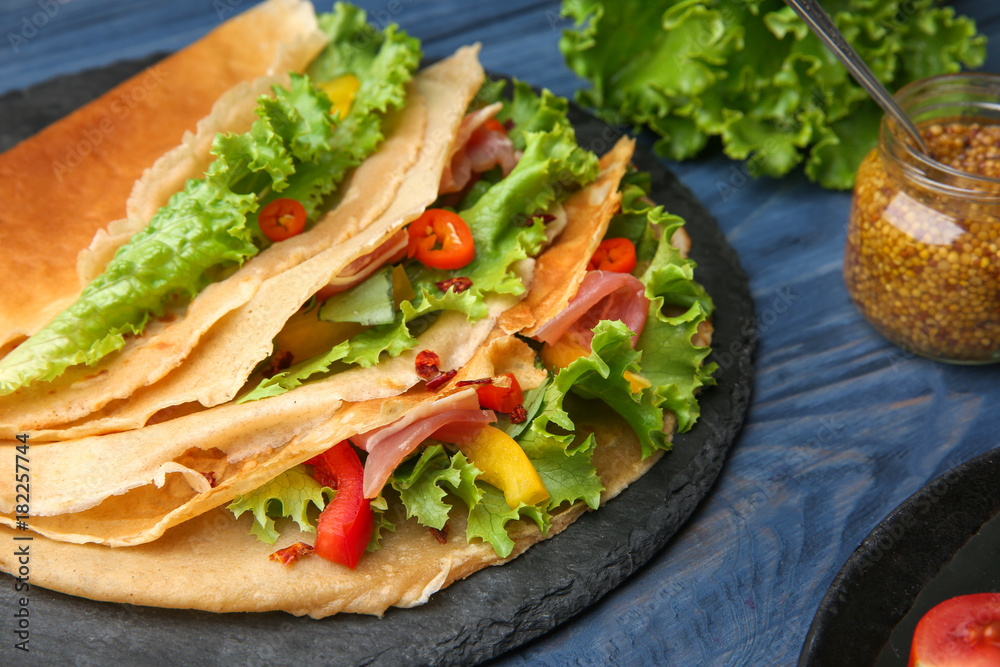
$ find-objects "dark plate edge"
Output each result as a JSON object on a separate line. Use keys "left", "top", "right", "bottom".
{"left": 798, "top": 447, "right": 1000, "bottom": 667}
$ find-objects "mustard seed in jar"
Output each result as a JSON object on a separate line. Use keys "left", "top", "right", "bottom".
{"left": 843, "top": 74, "right": 1000, "bottom": 363}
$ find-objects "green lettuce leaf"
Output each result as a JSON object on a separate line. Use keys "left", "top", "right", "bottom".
{"left": 389, "top": 443, "right": 559, "bottom": 559}
{"left": 252, "top": 3, "right": 421, "bottom": 225}
{"left": 319, "top": 265, "right": 395, "bottom": 326}
{"left": 390, "top": 445, "right": 482, "bottom": 531}
{"left": 634, "top": 194, "right": 716, "bottom": 433}
{"left": 493, "top": 80, "right": 574, "bottom": 151}
{"left": 367, "top": 490, "right": 396, "bottom": 552}
{"left": 237, "top": 340, "right": 350, "bottom": 403}
{"left": 518, "top": 417, "right": 604, "bottom": 511}
{"left": 228, "top": 466, "right": 334, "bottom": 544}
{"left": 466, "top": 484, "right": 551, "bottom": 558}
{"left": 405, "top": 122, "right": 599, "bottom": 323}
{"left": 560, "top": 0, "right": 986, "bottom": 189}
{"left": 558, "top": 320, "right": 669, "bottom": 457}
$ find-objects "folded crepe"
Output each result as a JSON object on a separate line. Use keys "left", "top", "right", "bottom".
{"left": 0, "top": 0, "right": 324, "bottom": 358}
{"left": 0, "top": 1, "right": 716, "bottom": 619}
{"left": 0, "top": 3, "right": 486, "bottom": 440}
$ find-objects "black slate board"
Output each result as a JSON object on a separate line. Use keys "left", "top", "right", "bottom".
{"left": 0, "top": 56, "right": 755, "bottom": 666}
{"left": 799, "top": 447, "right": 1000, "bottom": 667}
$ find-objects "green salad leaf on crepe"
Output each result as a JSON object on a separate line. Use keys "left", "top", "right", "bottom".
{"left": 238, "top": 81, "right": 600, "bottom": 401}
{"left": 0, "top": 3, "right": 421, "bottom": 396}
{"left": 364, "top": 153, "right": 714, "bottom": 559}
{"left": 228, "top": 466, "right": 334, "bottom": 544}
{"left": 559, "top": 0, "right": 986, "bottom": 189}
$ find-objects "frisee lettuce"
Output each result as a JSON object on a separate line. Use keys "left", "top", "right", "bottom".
{"left": 560, "top": 0, "right": 986, "bottom": 189}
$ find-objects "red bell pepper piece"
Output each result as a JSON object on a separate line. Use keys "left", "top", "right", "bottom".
{"left": 588, "top": 237, "right": 637, "bottom": 273}
{"left": 307, "top": 441, "right": 373, "bottom": 569}
{"left": 458, "top": 372, "right": 524, "bottom": 413}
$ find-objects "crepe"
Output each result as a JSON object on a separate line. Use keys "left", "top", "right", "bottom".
{"left": 0, "top": 0, "right": 324, "bottom": 357}
{"left": 0, "top": 405, "right": 654, "bottom": 617}
{"left": 0, "top": 46, "right": 484, "bottom": 441}
{"left": 0, "top": 139, "right": 634, "bottom": 541}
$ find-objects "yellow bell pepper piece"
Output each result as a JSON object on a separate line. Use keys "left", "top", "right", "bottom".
{"left": 623, "top": 370, "right": 651, "bottom": 393}
{"left": 392, "top": 264, "right": 415, "bottom": 307}
{"left": 319, "top": 73, "right": 360, "bottom": 120}
{"left": 540, "top": 336, "right": 589, "bottom": 370}
{"left": 273, "top": 309, "right": 363, "bottom": 362}
{"left": 460, "top": 426, "right": 549, "bottom": 509}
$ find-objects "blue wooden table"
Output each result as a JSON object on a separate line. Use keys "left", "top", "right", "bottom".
{"left": 2, "top": 1, "right": 999, "bottom": 664}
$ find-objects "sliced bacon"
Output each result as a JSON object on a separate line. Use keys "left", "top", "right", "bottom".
{"left": 532, "top": 270, "right": 650, "bottom": 348}
{"left": 352, "top": 389, "right": 496, "bottom": 498}
{"left": 314, "top": 229, "right": 409, "bottom": 301}
{"left": 439, "top": 102, "right": 519, "bottom": 194}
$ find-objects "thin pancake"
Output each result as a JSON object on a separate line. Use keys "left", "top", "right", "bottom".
{"left": 0, "top": 406, "right": 650, "bottom": 618}
{"left": 0, "top": 47, "right": 485, "bottom": 440}
{"left": 0, "top": 0, "right": 324, "bottom": 354}
{"left": 0, "top": 126, "right": 695, "bottom": 619}
{"left": 0, "top": 330, "right": 546, "bottom": 546}
{"left": 502, "top": 136, "right": 634, "bottom": 335}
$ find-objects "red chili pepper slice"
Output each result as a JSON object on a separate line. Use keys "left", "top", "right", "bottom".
{"left": 407, "top": 209, "right": 476, "bottom": 270}
{"left": 426, "top": 369, "right": 456, "bottom": 391}
{"left": 308, "top": 441, "right": 373, "bottom": 570}
{"left": 435, "top": 276, "right": 473, "bottom": 293}
{"left": 259, "top": 198, "right": 307, "bottom": 242}
{"left": 588, "top": 237, "right": 637, "bottom": 273}
{"left": 415, "top": 350, "right": 441, "bottom": 379}
{"left": 460, "top": 373, "right": 523, "bottom": 413}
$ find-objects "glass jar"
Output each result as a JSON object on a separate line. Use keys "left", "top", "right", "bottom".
{"left": 844, "top": 73, "right": 1000, "bottom": 363}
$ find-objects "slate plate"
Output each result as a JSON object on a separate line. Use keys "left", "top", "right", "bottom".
{"left": 0, "top": 56, "right": 754, "bottom": 666}
{"left": 799, "top": 447, "right": 1000, "bottom": 667}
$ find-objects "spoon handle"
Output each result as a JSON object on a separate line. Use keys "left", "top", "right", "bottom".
{"left": 783, "top": 0, "right": 930, "bottom": 155}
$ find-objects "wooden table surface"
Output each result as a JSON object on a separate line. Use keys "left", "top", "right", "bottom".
{"left": 2, "top": 0, "right": 999, "bottom": 664}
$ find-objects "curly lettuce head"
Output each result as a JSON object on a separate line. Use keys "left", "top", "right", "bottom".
{"left": 560, "top": 0, "right": 986, "bottom": 189}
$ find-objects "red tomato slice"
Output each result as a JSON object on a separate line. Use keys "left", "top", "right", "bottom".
{"left": 308, "top": 441, "right": 373, "bottom": 570}
{"left": 407, "top": 209, "right": 476, "bottom": 270}
{"left": 588, "top": 237, "right": 637, "bottom": 273}
{"left": 910, "top": 593, "right": 1000, "bottom": 667}
{"left": 259, "top": 198, "right": 307, "bottom": 242}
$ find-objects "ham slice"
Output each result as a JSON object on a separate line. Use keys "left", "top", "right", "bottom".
{"left": 532, "top": 270, "right": 650, "bottom": 348}
{"left": 315, "top": 229, "right": 408, "bottom": 299}
{"left": 353, "top": 389, "right": 496, "bottom": 498}
{"left": 439, "top": 102, "right": 518, "bottom": 194}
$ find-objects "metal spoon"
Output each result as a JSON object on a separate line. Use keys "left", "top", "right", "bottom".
{"left": 783, "top": 0, "right": 931, "bottom": 156}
